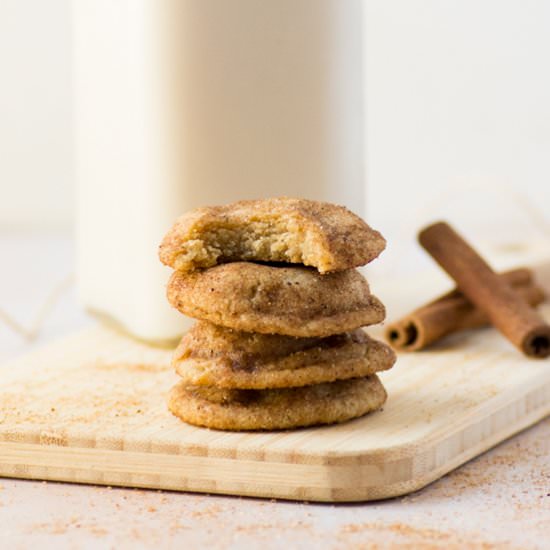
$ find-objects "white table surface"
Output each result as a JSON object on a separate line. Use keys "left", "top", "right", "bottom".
{"left": 0, "top": 231, "right": 548, "bottom": 550}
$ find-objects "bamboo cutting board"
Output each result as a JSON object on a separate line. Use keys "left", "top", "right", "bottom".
{"left": 1, "top": 273, "right": 549, "bottom": 502}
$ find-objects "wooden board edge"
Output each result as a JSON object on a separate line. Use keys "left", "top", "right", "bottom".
{"left": 0, "top": 385, "right": 547, "bottom": 503}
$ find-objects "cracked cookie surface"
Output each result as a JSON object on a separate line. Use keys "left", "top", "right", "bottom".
{"left": 168, "top": 375, "right": 387, "bottom": 431}
{"left": 173, "top": 322, "right": 395, "bottom": 389}
{"left": 167, "top": 262, "right": 385, "bottom": 337}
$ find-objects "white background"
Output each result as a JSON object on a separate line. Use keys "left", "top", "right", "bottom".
{"left": 365, "top": 0, "right": 550, "bottom": 236}
{"left": 0, "top": 0, "right": 549, "bottom": 233}
{"left": 0, "top": 0, "right": 73, "bottom": 228}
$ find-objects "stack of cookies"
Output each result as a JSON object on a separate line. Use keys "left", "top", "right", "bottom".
{"left": 159, "top": 197, "right": 396, "bottom": 431}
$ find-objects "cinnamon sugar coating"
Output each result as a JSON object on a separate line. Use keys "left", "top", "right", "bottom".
{"left": 159, "top": 197, "right": 386, "bottom": 274}
{"left": 167, "top": 262, "right": 385, "bottom": 337}
{"left": 168, "top": 375, "right": 387, "bottom": 431}
{"left": 173, "top": 322, "right": 396, "bottom": 389}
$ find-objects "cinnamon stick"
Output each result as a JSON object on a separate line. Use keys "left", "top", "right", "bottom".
{"left": 386, "top": 268, "right": 545, "bottom": 351}
{"left": 418, "top": 221, "right": 550, "bottom": 358}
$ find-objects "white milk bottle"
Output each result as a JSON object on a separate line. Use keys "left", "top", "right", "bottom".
{"left": 74, "top": 0, "right": 365, "bottom": 342}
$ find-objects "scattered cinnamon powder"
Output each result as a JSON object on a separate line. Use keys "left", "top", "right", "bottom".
{"left": 338, "top": 522, "right": 515, "bottom": 549}
{"left": 93, "top": 361, "right": 169, "bottom": 374}
{"left": 190, "top": 504, "right": 223, "bottom": 519}
{"left": 28, "top": 517, "right": 107, "bottom": 537}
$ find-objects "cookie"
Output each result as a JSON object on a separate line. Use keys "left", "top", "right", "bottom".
{"left": 173, "top": 322, "right": 396, "bottom": 389}
{"left": 168, "top": 375, "right": 387, "bottom": 431}
{"left": 167, "top": 262, "right": 385, "bottom": 337}
{"left": 159, "top": 197, "right": 386, "bottom": 274}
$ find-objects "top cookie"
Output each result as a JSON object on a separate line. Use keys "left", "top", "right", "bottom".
{"left": 159, "top": 197, "right": 386, "bottom": 273}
